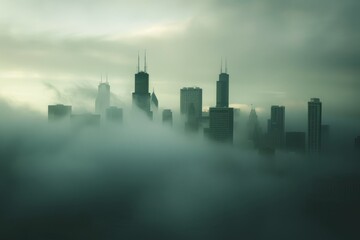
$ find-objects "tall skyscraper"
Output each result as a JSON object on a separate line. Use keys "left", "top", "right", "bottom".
{"left": 132, "top": 53, "right": 152, "bottom": 118}
{"left": 308, "top": 98, "right": 322, "bottom": 153}
{"left": 208, "top": 107, "right": 234, "bottom": 143}
{"left": 48, "top": 104, "right": 72, "bottom": 122}
{"left": 268, "top": 106, "right": 285, "bottom": 148}
{"left": 180, "top": 87, "right": 202, "bottom": 120}
{"left": 95, "top": 77, "right": 110, "bottom": 115}
{"left": 151, "top": 89, "right": 158, "bottom": 111}
{"left": 216, "top": 59, "right": 229, "bottom": 108}
{"left": 247, "top": 107, "right": 262, "bottom": 147}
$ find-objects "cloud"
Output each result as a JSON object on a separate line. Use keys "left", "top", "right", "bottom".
{"left": 0, "top": 99, "right": 359, "bottom": 239}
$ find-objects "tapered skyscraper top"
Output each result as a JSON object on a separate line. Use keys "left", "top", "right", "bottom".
{"left": 216, "top": 58, "right": 229, "bottom": 108}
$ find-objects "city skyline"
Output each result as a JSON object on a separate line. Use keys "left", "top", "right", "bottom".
{"left": 0, "top": 0, "right": 359, "bottom": 131}
{"left": 1, "top": 1, "right": 360, "bottom": 238}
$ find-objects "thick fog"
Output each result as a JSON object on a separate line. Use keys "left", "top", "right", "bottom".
{"left": 0, "top": 99, "right": 359, "bottom": 240}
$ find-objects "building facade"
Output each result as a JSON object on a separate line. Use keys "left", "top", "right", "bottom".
{"left": 308, "top": 98, "right": 322, "bottom": 152}
{"left": 216, "top": 69, "right": 229, "bottom": 108}
{"left": 48, "top": 104, "right": 72, "bottom": 122}
{"left": 95, "top": 82, "right": 110, "bottom": 115}
{"left": 208, "top": 107, "right": 234, "bottom": 143}
{"left": 180, "top": 87, "right": 202, "bottom": 120}
{"left": 162, "top": 109, "right": 173, "bottom": 126}
{"left": 132, "top": 55, "right": 152, "bottom": 118}
{"left": 268, "top": 106, "right": 285, "bottom": 148}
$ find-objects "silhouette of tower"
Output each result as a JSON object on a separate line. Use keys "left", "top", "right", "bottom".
{"left": 151, "top": 89, "right": 158, "bottom": 111}
{"left": 162, "top": 109, "right": 173, "bottom": 126}
{"left": 180, "top": 87, "right": 202, "bottom": 120}
{"left": 308, "top": 98, "right": 322, "bottom": 153}
{"left": 48, "top": 104, "right": 72, "bottom": 122}
{"left": 208, "top": 107, "right": 234, "bottom": 143}
{"left": 95, "top": 75, "right": 110, "bottom": 115}
{"left": 216, "top": 59, "right": 229, "bottom": 108}
{"left": 132, "top": 52, "right": 152, "bottom": 118}
{"left": 247, "top": 107, "right": 261, "bottom": 147}
{"left": 268, "top": 106, "right": 285, "bottom": 148}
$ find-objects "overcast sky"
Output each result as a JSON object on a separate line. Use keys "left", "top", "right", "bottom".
{"left": 0, "top": 0, "right": 359, "bottom": 130}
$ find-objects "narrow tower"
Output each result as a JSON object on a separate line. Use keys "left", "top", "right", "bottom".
{"left": 308, "top": 98, "right": 322, "bottom": 153}
{"left": 132, "top": 51, "right": 152, "bottom": 119}
{"left": 95, "top": 75, "right": 110, "bottom": 115}
{"left": 216, "top": 58, "right": 229, "bottom": 108}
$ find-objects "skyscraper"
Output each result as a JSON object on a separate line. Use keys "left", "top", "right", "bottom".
{"left": 95, "top": 77, "right": 110, "bottom": 115}
{"left": 308, "top": 98, "right": 322, "bottom": 153}
{"left": 208, "top": 107, "right": 234, "bottom": 143}
{"left": 216, "top": 59, "right": 229, "bottom": 108}
{"left": 162, "top": 109, "right": 173, "bottom": 126}
{"left": 268, "top": 106, "right": 285, "bottom": 148}
{"left": 48, "top": 104, "right": 72, "bottom": 122}
{"left": 151, "top": 89, "right": 158, "bottom": 111}
{"left": 247, "top": 107, "right": 262, "bottom": 147}
{"left": 180, "top": 87, "right": 202, "bottom": 120}
{"left": 132, "top": 53, "right": 152, "bottom": 118}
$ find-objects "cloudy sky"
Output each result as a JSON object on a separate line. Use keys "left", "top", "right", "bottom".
{"left": 0, "top": 0, "right": 359, "bottom": 128}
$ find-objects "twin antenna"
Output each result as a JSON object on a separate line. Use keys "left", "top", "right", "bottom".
{"left": 137, "top": 50, "right": 147, "bottom": 73}
{"left": 100, "top": 74, "right": 109, "bottom": 83}
{"left": 220, "top": 57, "right": 228, "bottom": 74}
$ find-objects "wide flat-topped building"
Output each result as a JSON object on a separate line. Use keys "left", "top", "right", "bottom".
{"left": 207, "top": 107, "right": 234, "bottom": 143}
{"left": 48, "top": 104, "right": 72, "bottom": 122}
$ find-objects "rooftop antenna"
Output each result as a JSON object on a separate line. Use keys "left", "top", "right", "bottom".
{"left": 225, "top": 58, "right": 228, "bottom": 74}
{"left": 144, "top": 49, "right": 147, "bottom": 73}
{"left": 137, "top": 52, "right": 140, "bottom": 73}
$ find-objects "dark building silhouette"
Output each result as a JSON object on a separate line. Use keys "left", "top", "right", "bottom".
{"left": 71, "top": 114, "right": 100, "bottom": 128}
{"left": 106, "top": 107, "right": 123, "bottom": 123}
{"left": 185, "top": 103, "right": 200, "bottom": 131}
{"left": 286, "top": 132, "right": 306, "bottom": 153}
{"left": 180, "top": 87, "right": 202, "bottom": 131}
{"left": 207, "top": 107, "right": 234, "bottom": 143}
{"left": 48, "top": 104, "right": 72, "bottom": 122}
{"left": 132, "top": 53, "right": 152, "bottom": 119}
{"left": 95, "top": 78, "right": 110, "bottom": 115}
{"left": 216, "top": 59, "right": 229, "bottom": 108}
{"left": 151, "top": 89, "right": 158, "bottom": 111}
{"left": 162, "top": 109, "right": 173, "bottom": 126}
{"left": 267, "top": 106, "right": 285, "bottom": 148}
{"left": 308, "top": 98, "right": 322, "bottom": 153}
{"left": 180, "top": 87, "right": 202, "bottom": 119}
{"left": 247, "top": 107, "right": 262, "bottom": 147}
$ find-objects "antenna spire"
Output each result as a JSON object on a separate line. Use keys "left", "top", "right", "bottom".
{"left": 144, "top": 50, "right": 147, "bottom": 73}
{"left": 225, "top": 58, "right": 228, "bottom": 74}
{"left": 137, "top": 52, "right": 140, "bottom": 72}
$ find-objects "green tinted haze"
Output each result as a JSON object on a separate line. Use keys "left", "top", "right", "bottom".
{"left": 0, "top": 0, "right": 359, "bottom": 126}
